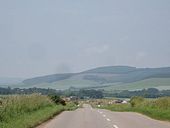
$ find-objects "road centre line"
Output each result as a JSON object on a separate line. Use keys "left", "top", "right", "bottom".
{"left": 100, "top": 111, "right": 103, "bottom": 114}
{"left": 99, "top": 111, "right": 117, "bottom": 128}
{"left": 106, "top": 118, "right": 111, "bottom": 121}
{"left": 113, "top": 124, "right": 119, "bottom": 128}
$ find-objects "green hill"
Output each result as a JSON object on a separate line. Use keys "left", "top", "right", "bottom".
{"left": 5, "top": 66, "right": 170, "bottom": 90}
{"left": 83, "top": 66, "right": 137, "bottom": 74}
{"left": 96, "top": 78, "right": 170, "bottom": 91}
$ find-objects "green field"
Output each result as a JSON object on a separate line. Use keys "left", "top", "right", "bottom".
{"left": 17, "top": 66, "right": 170, "bottom": 90}
{"left": 45, "top": 78, "right": 99, "bottom": 89}
{"left": 1, "top": 77, "right": 170, "bottom": 91}
{"left": 98, "top": 78, "right": 170, "bottom": 91}
{"left": 17, "top": 78, "right": 100, "bottom": 90}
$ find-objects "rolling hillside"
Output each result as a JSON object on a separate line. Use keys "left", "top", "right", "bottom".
{"left": 19, "top": 66, "right": 170, "bottom": 90}
{"left": 96, "top": 78, "right": 170, "bottom": 91}
{"left": 0, "top": 77, "right": 24, "bottom": 86}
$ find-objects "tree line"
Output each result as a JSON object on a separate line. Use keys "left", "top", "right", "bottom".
{"left": 105, "top": 88, "right": 170, "bottom": 98}
{"left": 0, "top": 87, "right": 103, "bottom": 99}
{"left": 0, "top": 87, "right": 170, "bottom": 98}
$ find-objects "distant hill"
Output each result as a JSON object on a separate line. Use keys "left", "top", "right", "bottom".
{"left": 23, "top": 73, "right": 74, "bottom": 85}
{"left": 83, "top": 66, "right": 137, "bottom": 74}
{"left": 19, "top": 66, "right": 170, "bottom": 90}
{"left": 0, "top": 77, "right": 24, "bottom": 86}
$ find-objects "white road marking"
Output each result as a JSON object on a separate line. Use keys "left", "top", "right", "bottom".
{"left": 113, "top": 125, "right": 119, "bottom": 128}
{"left": 106, "top": 118, "right": 111, "bottom": 121}
{"left": 103, "top": 114, "right": 106, "bottom": 117}
{"left": 100, "top": 111, "right": 103, "bottom": 114}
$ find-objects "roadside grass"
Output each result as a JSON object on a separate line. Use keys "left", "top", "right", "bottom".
{"left": 0, "top": 105, "right": 64, "bottom": 128}
{"left": 104, "top": 103, "right": 131, "bottom": 112}
{"left": 133, "top": 107, "right": 170, "bottom": 121}
{"left": 0, "top": 94, "right": 77, "bottom": 128}
{"left": 101, "top": 97, "right": 170, "bottom": 121}
{"left": 64, "top": 102, "right": 78, "bottom": 111}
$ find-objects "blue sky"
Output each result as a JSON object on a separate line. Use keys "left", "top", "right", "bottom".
{"left": 0, "top": 0, "right": 170, "bottom": 78}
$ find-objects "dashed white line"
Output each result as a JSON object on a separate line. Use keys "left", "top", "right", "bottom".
{"left": 100, "top": 111, "right": 103, "bottom": 114}
{"left": 106, "top": 118, "right": 111, "bottom": 121}
{"left": 113, "top": 125, "right": 119, "bottom": 128}
{"left": 98, "top": 111, "right": 118, "bottom": 128}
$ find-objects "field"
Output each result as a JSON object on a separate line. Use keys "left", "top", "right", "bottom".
{"left": 2, "top": 66, "right": 168, "bottom": 90}
{"left": 10, "top": 78, "right": 100, "bottom": 90}
{"left": 97, "top": 78, "right": 170, "bottom": 91}
{"left": 0, "top": 94, "right": 77, "bottom": 128}
{"left": 3, "top": 77, "right": 170, "bottom": 91}
{"left": 38, "top": 78, "right": 99, "bottom": 89}
{"left": 99, "top": 97, "right": 170, "bottom": 121}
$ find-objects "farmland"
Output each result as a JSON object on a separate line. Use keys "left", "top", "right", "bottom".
{"left": 2, "top": 66, "right": 168, "bottom": 90}
{"left": 98, "top": 78, "right": 170, "bottom": 91}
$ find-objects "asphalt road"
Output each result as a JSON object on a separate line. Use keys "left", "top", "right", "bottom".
{"left": 37, "top": 104, "right": 170, "bottom": 128}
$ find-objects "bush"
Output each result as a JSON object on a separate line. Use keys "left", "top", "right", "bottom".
{"left": 49, "top": 95, "right": 66, "bottom": 106}
{"left": 130, "top": 96, "right": 144, "bottom": 107}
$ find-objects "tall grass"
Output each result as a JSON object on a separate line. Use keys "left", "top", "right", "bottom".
{"left": 133, "top": 97, "right": 170, "bottom": 120}
{"left": 0, "top": 105, "right": 64, "bottom": 128}
{"left": 0, "top": 94, "right": 77, "bottom": 128}
{"left": 0, "top": 94, "right": 53, "bottom": 122}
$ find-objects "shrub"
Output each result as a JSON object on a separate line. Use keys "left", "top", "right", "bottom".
{"left": 49, "top": 95, "right": 66, "bottom": 106}
{"left": 130, "top": 96, "right": 144, "bottom": 107}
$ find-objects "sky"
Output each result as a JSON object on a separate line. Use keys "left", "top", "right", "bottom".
{"left": 0, "top": 0, "right": 170, "bottom": 78}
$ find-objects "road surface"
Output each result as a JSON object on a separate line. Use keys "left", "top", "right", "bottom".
{"left": 37, "top": 104, "right": 170, "bottom": 128}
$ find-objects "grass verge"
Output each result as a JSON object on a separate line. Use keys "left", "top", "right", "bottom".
{"left": 101, "top": 97, "right": 170, "bottom": 121}
{"left": 0, "top": 105, "right": 64, "bottom": 128}
{"left": 0, "top": 94, "right": 78, "bottom": 128}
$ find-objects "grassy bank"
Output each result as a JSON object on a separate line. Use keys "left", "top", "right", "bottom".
{"left": 0, "top": 94, "right": 77, "bottom": 128}
{"left": 102, "top": 97, "right": 170, "bottom": 121}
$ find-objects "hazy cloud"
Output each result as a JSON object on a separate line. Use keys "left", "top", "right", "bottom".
{"left": 85, "top": 44, "right": 109, "bottom": 55}
{"left": 135, "top": 51, "right": 147, "bottom": 62}
{"left": 0, "top": 0, "right": 170, "bottom": 77}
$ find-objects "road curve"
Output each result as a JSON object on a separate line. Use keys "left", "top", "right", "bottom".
{"left": 37, "top": 104, "right": 170, "bottom": 128}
